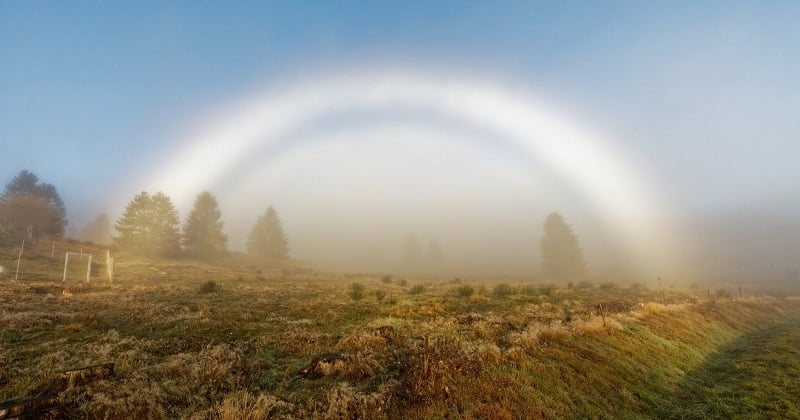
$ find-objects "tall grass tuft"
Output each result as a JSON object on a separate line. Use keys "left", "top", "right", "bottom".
{"left": 408, "top": 284, "right": 425, "bottom": 295}
{"left": 200, "top": 280, "right": 221, "bottom": 293}
{"left": 493, "top": 283, "right": 516, "bottom": 297}
{"left": 455, "top": 284, "right": 474, "bottom": 297}
{"left": 348, "top": 282, "right": 365, "bottom": 301}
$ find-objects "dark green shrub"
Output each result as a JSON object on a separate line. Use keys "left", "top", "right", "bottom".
{"left": 348, "top": 282, "right": 365, "bottom": 301}
{"left": 200, "top": 280, "right": 220, "bottom": 293}
{"left": 493, "top": 283, "right": 515, "bottom": 297}
{"left": 374, "top": 290, "right": 387, "bottom": 302}
{"left": 381, "top": 275, "right": 393, "bottom": 284}
{"left": 455, "top": 284, "right": 474, "bottom": 297}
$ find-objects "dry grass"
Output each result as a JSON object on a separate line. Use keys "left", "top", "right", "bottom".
{"left": 2, "top": 242, "right": 800, "bottom": 417}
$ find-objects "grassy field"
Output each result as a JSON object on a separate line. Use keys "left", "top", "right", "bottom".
{"left": 2, "top": 242, "right": 800, "bottom": 418}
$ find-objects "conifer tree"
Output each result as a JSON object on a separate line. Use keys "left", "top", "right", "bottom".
{"left": 114, "top": 192, "right": 153, "bottom": 254}
{"left": 151, "top": 192, "right": 181, "bottom": 257}
{"left": 114, "top": 192, "right": 181, "bottom": 257}
{"left": 540, "top": 212, "right": 587, "bottom": 282}
{"left": 0, "top": 170, "right": 67, "bottom": 240}
{"left": 247, "top": 206, "right": 289, "bottom": 259}
{"left": 182, "top": 192, "right": 228, "bottom": 259}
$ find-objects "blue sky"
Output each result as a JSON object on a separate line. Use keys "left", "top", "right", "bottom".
{"left": 2, "top": 1, "right": 799, "bottom": 234}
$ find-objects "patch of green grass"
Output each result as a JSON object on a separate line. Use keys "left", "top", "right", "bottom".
{"left": 665, "top": 321, "right": 800, "bottom": 418}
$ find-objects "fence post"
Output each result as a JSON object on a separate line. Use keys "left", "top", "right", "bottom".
{"left": 85, "top": 255, "right": 93, "bottom": 283}
{"left": 63, "top": 252, "right": 69, "bottom": 282}
{"left": 106, "top": 250, "right": 114, "bottom": 283}
{"left": 15, "top": 239, "right": 24, "bottom": 280}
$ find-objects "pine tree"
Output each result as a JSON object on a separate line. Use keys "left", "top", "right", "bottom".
{"left": 0, "top": 170, "right": 68, "bottom": 241}
{"left": 247, "top": 206, "right": 289, "bottom": 259}
{"left": 114, "top": 192, "right": 153, "bottom": 255}
{"left": 151, "top": 192, "right": 181, "bottom": 257}
{"left": 182, "top": 192, "right": 228, "bottom": 259}
{"left": 540, "top": 212, "right": 587, "bottom": 282}
{"left": 114, "top": 192, "right": 181, "bottom": 257}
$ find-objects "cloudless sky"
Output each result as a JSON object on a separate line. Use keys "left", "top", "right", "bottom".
{"left": 2, "top": 1, "right": 799, "bottom": 229}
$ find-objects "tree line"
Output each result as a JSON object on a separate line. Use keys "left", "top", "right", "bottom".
{"left": 114, "top": 191, "right": 289, "bottom": 260}
{"left": 0, "top": 170, "right": 289, "bottom": 261}
{"left": 0, "top": 170, "right": 587, "bottom": 280}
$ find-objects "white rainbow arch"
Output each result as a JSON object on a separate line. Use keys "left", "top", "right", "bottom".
{"left": 144, "top": 70, "right": 680, "bottom": 276}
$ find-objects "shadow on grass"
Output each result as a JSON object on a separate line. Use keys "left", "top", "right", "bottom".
{"left": 662, "top": 320, "right": 800, "bottom": 419}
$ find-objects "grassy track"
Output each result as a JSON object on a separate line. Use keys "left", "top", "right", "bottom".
{"left": 666, "top": 320, "right": 800, "bottom": 419}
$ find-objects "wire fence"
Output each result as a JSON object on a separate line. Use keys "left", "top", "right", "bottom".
{"left": 0, "top": 238, "right": 112, "bottom": 283}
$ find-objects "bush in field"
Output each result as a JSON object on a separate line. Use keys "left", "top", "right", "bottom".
{"left": 455, "top": 284, "right": 474, "bottom": 297}
{"left": 348, "top": 282, "right": 365, "bottom": 301}
{"left": 576, "top": 281, "right": 595, "bottom": 290}
{"left": 200, "top": 280, "right": 221, "bottom": 293}
{"left": 599, "top": 282, "right": 617, "bottom": 291}
{"left": 381, "top": 275, "right": 392, "bottom": 284}
{"left": 715, "top": 288, "right": 731, "bottom": 299}
{"left": 493, "top": 283, "right": 516, "bottom": 297}
{"left": 408, "top": 284, "right": 425, "bottom": 295}
{"left": 374, "top": 290, "right": 387, "bottom": 302}
{"left": 397, "top": 279, "right": 408, "bottom": 286}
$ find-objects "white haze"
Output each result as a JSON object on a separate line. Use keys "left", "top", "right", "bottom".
{"left": 129, "top": 69, "right": 680, "bottom": 280}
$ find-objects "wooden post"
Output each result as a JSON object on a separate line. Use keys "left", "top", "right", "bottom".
{"left": 51, "top": 242, "right": 55, "bottom": 257}
{"left": 106, "top": 250, "right": 114, "bottom": 284}
{"left": 738, "top": 287, "right": 742, "bottom": 298}
{"left": 62, "top": 252, "right": 69, "bottom": 282}
{"left": 15, "top": 240, "right": 24, "bottom": 280}
{"left": 85, "top": 255, "right": 92, "bottom": 283}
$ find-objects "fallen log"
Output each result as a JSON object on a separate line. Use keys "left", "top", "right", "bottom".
{"left": 54, "top": 362, "right": 115, "bottom": 390}
{"left": 0, "top": 394, "right": 63, "bottom": 419}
